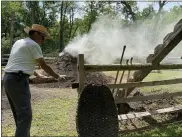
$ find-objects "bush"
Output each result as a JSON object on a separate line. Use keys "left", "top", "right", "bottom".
{"left": 1, "top": 37, "right": 11, "bottom": 54}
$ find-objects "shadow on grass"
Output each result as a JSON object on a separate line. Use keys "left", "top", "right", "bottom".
{"left": 119, "top": 117, "right": 182, "bottom": 137}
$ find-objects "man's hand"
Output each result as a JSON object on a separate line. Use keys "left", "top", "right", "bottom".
{"left": 36, "top": 58, "right": 59, "bottom": 78}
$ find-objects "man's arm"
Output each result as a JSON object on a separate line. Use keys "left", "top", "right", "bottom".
{"left": 36, "top": 58, "right": 59, "bottom": 79}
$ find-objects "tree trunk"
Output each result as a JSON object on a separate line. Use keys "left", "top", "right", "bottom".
{"left": 10, "top": 12, "right": 14, "bottom": 48}
{"left": 30, "top": 2, "right": 36, "bottom": 24}
{"left": 69, "top": 7, "right": 74, "bottom": 39}
{"left": 59, "top": 1, "right": 69, "bottom": 52}
{"left": 87, "top": 1, "right": 94, "bottom": 32}
{"left": 59, "top": 1, "right": 64, "bottom": 52}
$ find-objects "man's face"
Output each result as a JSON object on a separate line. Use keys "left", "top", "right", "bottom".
{"left": 33, "top": 31, "right": 45, "bottom": 45}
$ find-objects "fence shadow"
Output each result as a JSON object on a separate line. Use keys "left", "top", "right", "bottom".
{"left": 119, "top": 116, "right": 182, "bottom": 136}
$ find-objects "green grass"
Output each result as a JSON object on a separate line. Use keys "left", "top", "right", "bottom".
{"left": 120, "top": 123, "right": 182, "bottom": 137}
{"left": 3, "top": 96, "right": 182, "bottom": 137}
{"left": 2, "top": 70, "right": 182, "bottom": 136}
{"left": 31, "top": 98, "right": 77, "bottom": 136}
{"left": 104, "top": 70, "right": 182, "bottom": 93}
{"left": 2, "top": 97, "right": 78, "bottom": 136}
{"left": 140, "top": 70, "right": 182, "bottom": 93}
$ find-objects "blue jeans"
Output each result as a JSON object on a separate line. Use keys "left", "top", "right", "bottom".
{"left": 3, "top": 72, "right": 32, "bottom": 137}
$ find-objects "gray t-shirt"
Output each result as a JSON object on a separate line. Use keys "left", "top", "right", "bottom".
{"left": 5, "top": 37, "right": 43, "bottom": 75}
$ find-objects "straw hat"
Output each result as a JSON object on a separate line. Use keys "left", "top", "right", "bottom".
{"left": 24, "top": 24, "right": 50, "bottom": 39}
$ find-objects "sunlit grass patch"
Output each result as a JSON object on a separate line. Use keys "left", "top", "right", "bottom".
{"left": 2, "top": 97, "right": 78, "bottom": 136}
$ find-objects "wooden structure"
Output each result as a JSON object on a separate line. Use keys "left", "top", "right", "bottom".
{"left": 1, "top": 54, "right": 55, "bottom": 66}
{"left": 74, "top": 19, "right": 182, "bottom": 121}
{"left": 75, "top": 54, "right": 182, "bottom": 121}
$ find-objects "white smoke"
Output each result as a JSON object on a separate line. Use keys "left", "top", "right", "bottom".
{"left": 63, "top": 14, "right": 182, "bottom": 64}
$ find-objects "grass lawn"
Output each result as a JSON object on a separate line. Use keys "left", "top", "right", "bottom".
{"left": 104, "top": 70, "right": 182, "bottom": 93}
{"left": 2, "top": 70, "right": 182, "bottom": 136}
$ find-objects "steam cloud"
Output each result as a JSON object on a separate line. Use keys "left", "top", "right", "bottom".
{"left": 63, "top": 15, "right": 182, "bottom": 64}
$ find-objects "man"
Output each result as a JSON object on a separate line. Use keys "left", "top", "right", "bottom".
{"left": 3, "top": 24, "right": 64, "bottom": 137}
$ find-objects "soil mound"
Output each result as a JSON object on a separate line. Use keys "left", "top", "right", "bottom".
{"left": 32, "top": 52, "right": 113, "bottom": 88}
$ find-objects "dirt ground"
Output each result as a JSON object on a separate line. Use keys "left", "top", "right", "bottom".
{"left": 1, "top": 54, "right": 182, "bottom": 132}
{"left": 1, "top": 85, "right": 78, "bottom": 126}
{"left": 2, "top": 81, "right": 182, "bottom": 133}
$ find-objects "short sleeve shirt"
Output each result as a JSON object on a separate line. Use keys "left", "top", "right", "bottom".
{"left": 5, "top": 37, "right": 43, "bottom": 75}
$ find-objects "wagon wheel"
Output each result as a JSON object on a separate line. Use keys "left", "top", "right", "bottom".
{"left": 76, "top": 84, "right": 119, "bottom": 137}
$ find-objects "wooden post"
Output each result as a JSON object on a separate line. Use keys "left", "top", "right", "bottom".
{"left": 77, "top": 54, "right": 84, "bottom": 95}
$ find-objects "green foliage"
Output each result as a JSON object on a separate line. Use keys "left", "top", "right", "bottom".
{"left": 1, "top": 1, "right": 25, "bottom": 37}
{"left": 161, "top": 6, "right": 182, "bottom": 24}
{"left": 136, "top": 5, "right": 155, "bottom": 20}
{"left": 1, "top": 37, "right": 11, "bottom": 54}
{"left": 1, "top": 1, "right": 182, "bottom": 54}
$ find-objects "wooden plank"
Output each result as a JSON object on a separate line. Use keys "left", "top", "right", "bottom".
{"left": 71, "top": 78, "right": 182, "bottom": 89}
{"left": 1, "top": 57, "right": 9, "bottom": 60}
{"left": 78, "top": 54, "right": 85, "bottom": 95}
{"left": 126, "top": 113, "right": 135, "bottom": 119}
{"left": 107, "top": 78, "right": 182, "bottom": 89}
{"left": 84, "top": 64, "right": 182, "bottom": 72}
{"left": 115, "top": 91, "right": 182, "bottom": 104}
{"left": 2, "top": 56, "right": 55, "bottom": 60}
{"left": 118, "top": 115, "right": 127, "bottom": 120}
{"left": 118, "top": 105, "right": 182, "bottom": 120}
{"left": 153, "top": 25, "right": 182, "bottom": 64}
{"left": 135, "top": 111, "right": 151, "bottom": 118}
{"left": 154, "top": 105, "right": 182, "bottom": 114}
{"left": 2, "top": 54, "right": 10, "bottom": 57}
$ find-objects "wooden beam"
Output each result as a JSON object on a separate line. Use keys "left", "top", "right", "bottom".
{"left": 2, "top": 54, "right": 10, "bottom": 57}
{"left": 118, "top": 105, "right": 182, "bottom": 120}
{"left": 84, "top": 64, "right": 182, "bottom": 72}
{"left": 115, "top": 91, "right": 182, "bottom": 104}
{"left": 125, "top": 21, "right": 182, "bottom": 97}
{"left": 1, "top": 58, "right": 9, "bottom": 61}
{"left": 107, "top": 78, "right": 182, "bottom": 89}
{"left": 71, "top": 78, "right": 182, "bottom": 89}
{"left": 78, "top": 54, "right": 84, "bottom": 95}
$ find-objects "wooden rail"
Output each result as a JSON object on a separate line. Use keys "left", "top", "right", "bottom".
{"left": 115, "top": 91, "right": 182, "bottom": 103}
{"left": 118, "top": 105, "right": 182, "bottom": 120}
{"left": 1, "top": 54, "right": 55, "bottom": 66}
{"left": 77, "top": 54, "right": 182, "bottom": 95}
{"left": 84, "top": 64, "right": 182, "bottom": 71}
{"left": 72, "top": 78, "right": 182, "bottom": 89}
{"left": 107, "top": 78, "right": 182, "bottom": 89}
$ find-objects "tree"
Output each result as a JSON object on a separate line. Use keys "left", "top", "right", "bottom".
{"left": 114, "top": 1, "right": 138, "bottom": 22}
{"left": 1, "top": 1, "right": 24, "bottom": 49}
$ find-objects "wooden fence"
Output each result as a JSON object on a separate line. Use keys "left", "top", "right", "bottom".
{"left": 1, "top": 54, "right": 55, "bottom": 66}
{"left": 75, "top": 54, "right": 182, "bottom": 120}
